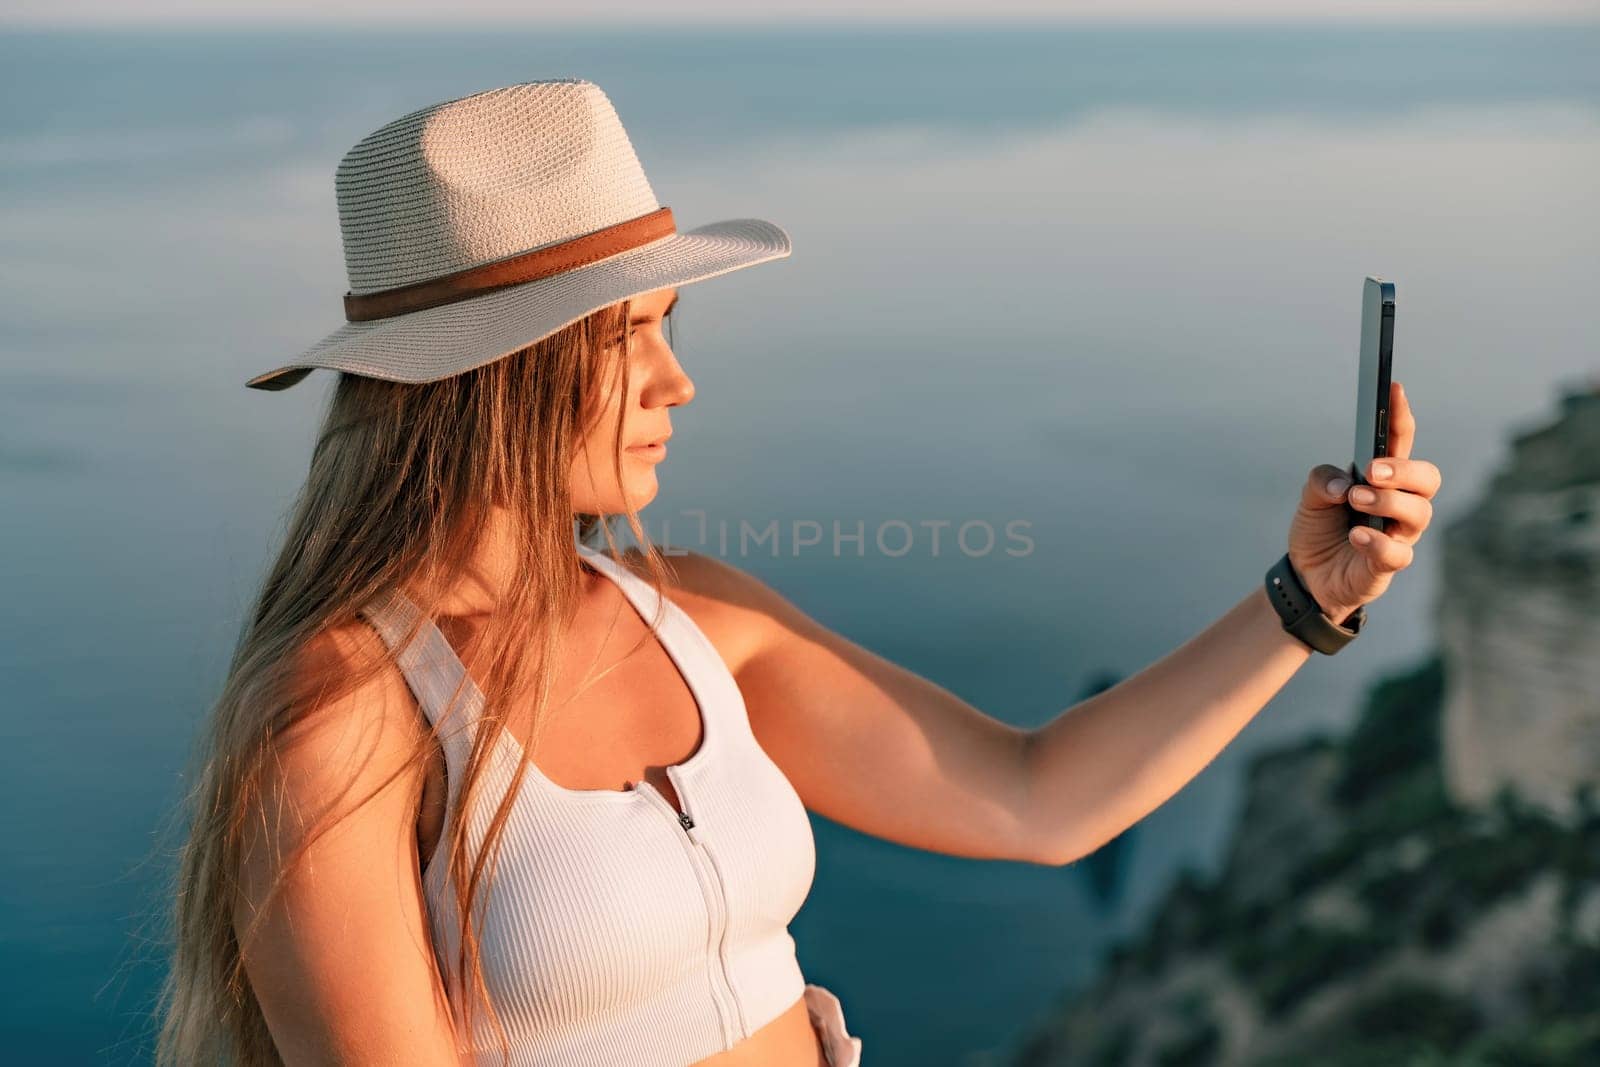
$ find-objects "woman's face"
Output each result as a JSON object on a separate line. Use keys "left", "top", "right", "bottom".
{"left": 569, "top": 286, "right": 691, "bottom": 515}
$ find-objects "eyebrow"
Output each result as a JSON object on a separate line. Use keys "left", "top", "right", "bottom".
{"left": 630, "top": 292, "right": 679, "bottom": 324}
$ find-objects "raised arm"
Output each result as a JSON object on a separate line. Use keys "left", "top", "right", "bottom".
{"left": 234, "top": 624, "right": 465, "bottom": 1066}
{"left": 660, "top": 386, "right": 1437, "bottom": 871}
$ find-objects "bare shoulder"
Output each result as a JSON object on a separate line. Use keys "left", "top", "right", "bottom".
{"left": 599, "top": 547, "right": 819, "bottom": 672}
{"left": 234, "top": 618, "right": 459, "bottom": 1063}
{"left": 243, "top": 620, "right": 432, "bottom": 863}
{"left": 287, "top": 619, "right": 423, "bottom": 747}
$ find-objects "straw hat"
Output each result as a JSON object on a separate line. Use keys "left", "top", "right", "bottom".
{"left": 245, "top": 79, "right": 791, "bottom": 391}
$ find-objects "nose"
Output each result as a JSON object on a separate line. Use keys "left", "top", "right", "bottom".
{"left": 644, "top": 347, "right": 695, "bottom": 409}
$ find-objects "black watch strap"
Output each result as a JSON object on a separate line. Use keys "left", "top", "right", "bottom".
{"left": 1264, "top": 553, "right": 1366, "bottom": 655}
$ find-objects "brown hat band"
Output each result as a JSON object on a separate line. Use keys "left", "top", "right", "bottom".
{"left": 342, "top": 206, "right": 677, "bottom": 322}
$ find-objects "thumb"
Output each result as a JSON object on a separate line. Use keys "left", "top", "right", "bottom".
{"left": 1301, "top": 464, "right": 1352, "bottom": 511}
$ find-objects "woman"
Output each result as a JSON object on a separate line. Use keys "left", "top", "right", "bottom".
{"left": 155, "top": 81, "right": 1440, "bottom": 1067}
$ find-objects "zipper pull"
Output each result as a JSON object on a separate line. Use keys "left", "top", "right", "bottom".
{"left": 681, "top": 812, "right": 707, "bottom": 846}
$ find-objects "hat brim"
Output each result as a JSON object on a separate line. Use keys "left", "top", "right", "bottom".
{"left": 244, "top": 217, "right": 790, "bottom": 391}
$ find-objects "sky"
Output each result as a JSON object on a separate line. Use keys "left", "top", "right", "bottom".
{"left": 6, "top": 0, "right": 1599, "bottom": 26}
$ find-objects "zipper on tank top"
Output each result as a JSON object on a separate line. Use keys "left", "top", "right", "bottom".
{"left": 633, "top": 776, "right": 749, "bottom": 1046}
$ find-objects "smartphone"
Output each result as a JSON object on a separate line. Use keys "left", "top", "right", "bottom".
{"left": 1349, "top": 276, "right": 1395, "bottom": 533}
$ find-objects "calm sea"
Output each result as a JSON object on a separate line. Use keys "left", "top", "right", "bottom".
{"left": 2, "top": 21, "right": 1596, "bottom": 1065}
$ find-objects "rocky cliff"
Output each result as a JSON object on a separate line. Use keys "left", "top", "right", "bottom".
{"left": 1438, "top": 384, "right": 1600, "bottom": 821}
{"left": 1010, "top": 383, "right": 1600, "bottom": 1067}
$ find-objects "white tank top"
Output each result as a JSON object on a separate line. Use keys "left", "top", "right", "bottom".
{"left": 357, "top": 542, "right": 819, "bottom": 1065}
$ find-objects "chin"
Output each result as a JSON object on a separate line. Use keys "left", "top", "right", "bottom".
{"left": 586, "top": 477, "right": 659, "bottom": 515}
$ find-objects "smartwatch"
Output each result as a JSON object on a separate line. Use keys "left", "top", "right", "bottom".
{"left": 1265, "top": 553, "right": 1366, "bottom": 655}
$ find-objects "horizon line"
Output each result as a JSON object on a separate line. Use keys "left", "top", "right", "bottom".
{"left": 7, "top": 12, "right": 1600, "bottom": 30}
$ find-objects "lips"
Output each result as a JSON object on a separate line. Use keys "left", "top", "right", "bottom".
{"left": 627, "top": 434, "right": 672, "bottom": 449}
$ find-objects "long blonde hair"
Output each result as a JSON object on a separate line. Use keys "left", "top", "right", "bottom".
{"left": 152, "top": 298, "right": 677, "bottom": 1065}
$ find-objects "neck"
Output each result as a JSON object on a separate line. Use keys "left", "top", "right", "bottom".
{"left": 401, "top": 505, "right": 594, "bottom": 618}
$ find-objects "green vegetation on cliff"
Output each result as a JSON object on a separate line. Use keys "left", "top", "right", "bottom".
{"left": 1013, "top": 653, "right": 1600, "bottom": 1066}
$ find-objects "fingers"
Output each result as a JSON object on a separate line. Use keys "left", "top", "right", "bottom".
{"left": 1305, "top": 463, "right": 1356, "bottom": 509}
{"left": 1365, "top": 455, "right": 1443, "bottom": 500}
{"left": 1388, "top": 380, "right": 1415, "bottom": 460}
{"left": 1346, "top": 483, "right": 1433, "bottom": 544}
{"left": 1349, "top": 523, "right": 1414, "bottom": 574}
